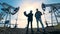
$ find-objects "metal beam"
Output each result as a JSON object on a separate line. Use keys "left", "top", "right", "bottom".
{"left": 45, "top": 3, "right": 60, "bottom": 9}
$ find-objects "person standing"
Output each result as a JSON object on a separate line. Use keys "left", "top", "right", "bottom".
{"left": 35, "top": 8, "right": 45, "bottom": 32}
{"left": 24, "top": 10, "right": 33, "bottom": 34}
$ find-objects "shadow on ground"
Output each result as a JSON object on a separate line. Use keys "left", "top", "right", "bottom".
{"left": 0, "top": 26, "right": 60, "bottom": 34}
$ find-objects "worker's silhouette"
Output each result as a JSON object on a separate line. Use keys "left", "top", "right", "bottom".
{"left": 35, "top": 8, "right": 45, "bottom": 32}
{"left": 24, "top": 10, "right": 33, "bottom": 34}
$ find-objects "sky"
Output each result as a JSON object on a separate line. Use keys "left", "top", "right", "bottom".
{"left": 0, "top": 0, "right": 60, "bottom": 28}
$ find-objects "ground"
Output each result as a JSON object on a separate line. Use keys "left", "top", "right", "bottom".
{"left": 0, "top": 26, "right": 60, "bottom": 34}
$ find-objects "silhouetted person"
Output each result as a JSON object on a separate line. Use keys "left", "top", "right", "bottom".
{"left": 24, "top": 10, "right": 33, "bottom": 34}
{"left": 35, "top": 8, "right": 45, "bottom": 32}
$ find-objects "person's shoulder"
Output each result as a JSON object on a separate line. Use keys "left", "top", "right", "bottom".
{"left": 35, "top": 12, "right": 37, "bottom": 13}
{"left": 38, "top": 11, "right": 41, "bottom": 13}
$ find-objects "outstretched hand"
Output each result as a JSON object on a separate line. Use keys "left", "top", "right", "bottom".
{"left": 24, "top": 11, "right": 26, "bottom": 15}
{"left": 24, "top": 11, "right": 28, "bottom": 17}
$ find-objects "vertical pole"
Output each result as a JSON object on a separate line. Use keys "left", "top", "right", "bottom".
{"left": 8, "top": 8, "right": 11, "bottom": 34}
{"left": 14, "top": 13, "right": 18, "bottom": 28}
{"left": 51, "top": 7, "right": 53, "bottom": 26}
{"left": 51, "top": 12, "right": 53, "bottom": 26}
{"left": 4, "top": 13, "right": 8, "bottom": 34}
{"left": 9, "top": 14, "right": 11, "bottom": 28}
{"left": 9, "top": 8, "right": 11, "bottom": 28}
{"left": 54, "top": 10, "right": 58, "bottom": 25}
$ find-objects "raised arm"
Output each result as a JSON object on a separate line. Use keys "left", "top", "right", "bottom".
{"left": 24, "top": 11, "right": 28, "bottom": 17}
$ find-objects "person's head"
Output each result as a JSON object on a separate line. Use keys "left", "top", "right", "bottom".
{"left": 30, "top": 10, "right": 32, "bottom": 13}
{"left": 36, "top": 8, "right": 38, "bottom": 11}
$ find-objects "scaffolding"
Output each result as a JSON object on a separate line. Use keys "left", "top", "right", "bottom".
{"left": 42, "top": 3, "right": 60, "bottom": 27}
{"left": 0, "top": 1, "right": 19, "bottom": 28}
